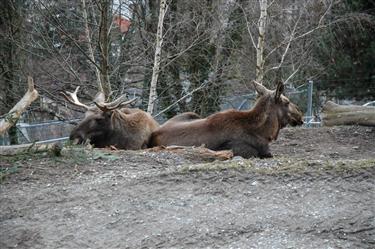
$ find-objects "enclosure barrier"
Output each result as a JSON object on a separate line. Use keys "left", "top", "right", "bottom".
{"left": 0, "top": 119, "right": 78, "bottom": 145}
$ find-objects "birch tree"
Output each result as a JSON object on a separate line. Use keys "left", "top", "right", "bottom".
{"left": 255, "top": 0, "right": 268, "bottom": 83}
{"left": 240, "top": 0, "right": 337, "bottom": 87}
{"left": 147, "top": 0, "right": 168, "bottom": 114}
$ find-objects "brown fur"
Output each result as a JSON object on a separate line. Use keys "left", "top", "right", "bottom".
{"left": 149, "top": 82, "right": 303, "bottom": 158}
{"left": 159, "top": 112, "right": 202, "bottom": 129}
{"left": 70, "top": 107, "right": 159, "bottom": 149}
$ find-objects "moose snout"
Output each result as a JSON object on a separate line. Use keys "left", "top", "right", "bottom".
{"left": 291, "top": 119, "right": 304, "bottom": 126}
{"left": 289, "top": 111, "right": 304, "bottom": 126}
{"left": 69, "top": 131, "right": 85, "bottom": 145}
{"left": 288, "top": 106, "right": 304, "bottom": 126}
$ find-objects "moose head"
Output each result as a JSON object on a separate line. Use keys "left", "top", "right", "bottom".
{"left": 252, "top": 80, "right": 303, "bottom": 128}
{"left": 62, "top": 87, "right": 138, "bottom": 148}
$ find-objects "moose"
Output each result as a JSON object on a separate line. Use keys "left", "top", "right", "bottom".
{"left": 62, "top": 87, "right": 159, "bottom": 149}
{"left": 149, "top": 81, "right": 303, "bottom": 158}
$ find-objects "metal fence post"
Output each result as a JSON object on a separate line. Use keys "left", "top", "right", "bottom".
{"left": 306, "top": 80, "right": 313, "bottom": 127}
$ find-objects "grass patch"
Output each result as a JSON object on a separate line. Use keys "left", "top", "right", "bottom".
{"left": 0, "top": 144, "right": 121, "bottom": 183}
{"left": 180, "top": 160, "right": 254, "bottom": 172}
{"left": 178, "top": 157, "right": 375, "bottom": 175}
{"left": 0, "top": 165, "right": 20, "bottom": 182}
{"left": 0, "top": 152, "right": 46, "bottom": 183}
{"left": 60, "top": 145, "right": 120, "bottom": 164}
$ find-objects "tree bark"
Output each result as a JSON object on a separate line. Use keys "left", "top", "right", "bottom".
{"left": 256, "top": 0, "right": 268, "bottom": 83}
{"left": 0, "top": 77, "right": 39, "bottom": 135}
{"left": 322, "top": 101, "right": 375, "bottom": 127}
{"left": 98, "top": 0, "right": 112, "bottom": 98}
{"left": 147, "top": 0, "right": 167, "bottom": 114}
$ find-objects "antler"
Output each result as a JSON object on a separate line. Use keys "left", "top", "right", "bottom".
{"left": 94, "top": 95, "right": 138, "bottom": 112}
{"left": 61, "top": 86, "right": 90, "bottom": 110}
{"left": 252, "top": 80, "right": 272, "bottom": 95}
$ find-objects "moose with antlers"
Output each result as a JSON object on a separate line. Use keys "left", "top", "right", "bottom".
{"left": 62, "top": 87, "right": 159, "bottom": 150}
{"left": 149, "top": 81, "right": 304, "bottom": 158}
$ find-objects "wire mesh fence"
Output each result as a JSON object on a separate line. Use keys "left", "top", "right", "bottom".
{"left": 0, "top": 119, "right": 77, "bottom": 146}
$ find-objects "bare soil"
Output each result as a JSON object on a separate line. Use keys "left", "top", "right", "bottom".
{"left": 1, "top": 126, "right": 374, "bottom": 249}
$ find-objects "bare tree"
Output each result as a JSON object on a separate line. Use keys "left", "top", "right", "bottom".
{"left": 236, "top": 0, "right": 340, "bottom": 88}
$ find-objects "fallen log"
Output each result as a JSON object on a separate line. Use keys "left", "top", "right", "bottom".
{"left": 0, "top": 76, "right": 39, "bottom": 135}
{"left": 322, "top": 101, "right": 375, "bottom": 126}
{"left": 0, "top": 143, "right": 62, "bottom": 156}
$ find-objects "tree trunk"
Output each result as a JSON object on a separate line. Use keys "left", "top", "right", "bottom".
{"left": 147, "top": 0, "right": 167, "bottom": 114}
{"left": 98, "top": 0, "right": 112, "bottom": 98}
{"left": 322, "top": 101, "right": 375, "bottom": 127}
{"left": 81, "top": 0, "right": 102, "bottom": 92}
{"left": 256, "top": 0, "right": 268, "bottom": 83}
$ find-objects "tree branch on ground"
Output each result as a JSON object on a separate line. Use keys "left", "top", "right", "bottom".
{"left": 0, "top": 77, "right": 39, "bottom": 135}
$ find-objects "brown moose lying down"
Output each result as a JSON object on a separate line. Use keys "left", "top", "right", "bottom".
{"left": 62, "top": 87, "right": 159, "bottom": 150}
{"left": 149, "top": 81, "right": 303, "bottom": 158}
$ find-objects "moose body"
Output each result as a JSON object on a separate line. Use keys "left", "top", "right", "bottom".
{"left": 149, "top": 81, "right": 303, "bottom": 158}
{"left": 63, "top": 87, "right": 159, "bottom": 150}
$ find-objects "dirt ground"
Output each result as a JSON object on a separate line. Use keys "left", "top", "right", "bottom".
{"left": 1, "top": 126, "right": 374, "bottom": 249}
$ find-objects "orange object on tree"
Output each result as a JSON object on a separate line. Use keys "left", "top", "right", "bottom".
{"left": 113, "top": 15, "right": 131, "bottom": 33}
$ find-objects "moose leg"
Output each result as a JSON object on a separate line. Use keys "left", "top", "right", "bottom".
{"left": 228, "top": 141, "right": 259, "bottom": 158}
{"left": 229, "top": 141, "right": 272, "bottom": 159}
{"left": 257, "top": 144, "right": 273, "bottom": 158}
{"left": 259, "top": 151, "right": 273, "bottom": 159}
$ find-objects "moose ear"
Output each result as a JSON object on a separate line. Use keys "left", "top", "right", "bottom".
{"left": 252, "top": 80, "right": 269, "bottom": 96}
{"left": 274, "top": 81, "right": 284, "bottom": 101}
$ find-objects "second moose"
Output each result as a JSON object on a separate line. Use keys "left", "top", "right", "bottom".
{"left": 149, "top": 81, "right": 303, "bottom": 158}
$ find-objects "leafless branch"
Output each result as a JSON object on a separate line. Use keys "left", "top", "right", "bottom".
{"left": 237, "top": 3, "right": 257, "bottom": 49}
{"left": 154, "top": 81, "right": 208, "bottom": 118}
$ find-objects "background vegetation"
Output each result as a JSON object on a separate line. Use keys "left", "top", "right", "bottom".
{"left": 0, "top": 0, "right": 374, "bottom": 143}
